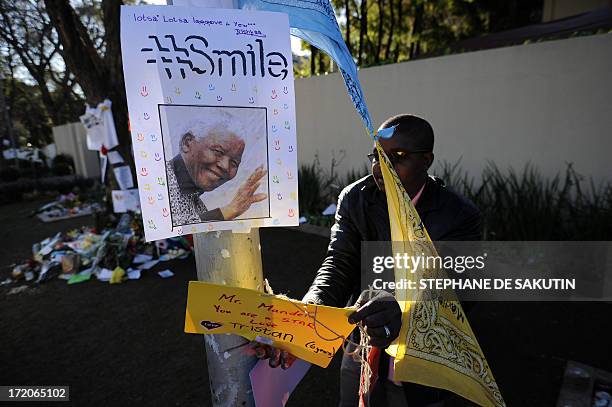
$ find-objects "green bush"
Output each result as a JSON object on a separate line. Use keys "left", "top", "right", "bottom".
{"left": 0, "top": 176, "right": 95, "bottom": 205}
{"left": 0, "top": 160, "right": 50, "bottom": 180}
{"left": 19, "top": 161, "right": 50, "bottom": 178}
{"left": 52, "top": 154, "right": 75, "bottom": 176}
{"left": 435, "top": 161, "right": 612, "bottom": 240}
{"left": 0, "top": 166, "right": 20, "bottom": 182}
{"left": 298, "top": 162, "right": 324, "bottom": 216}
{"left": 52, "top": 163, "right": 74, "bottom": 176}
{"left": 298, "top": 154, "right": 369, "bottom": 218}
{"left": 339, "top": 166, "right": 369, "bottom": 189}
{"left": 298, "top": 158, "right": 611, "bottom": 240}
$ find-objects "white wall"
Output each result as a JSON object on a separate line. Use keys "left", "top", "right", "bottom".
{"left": 294, "top": 34, "right": 612, "bottom": 185}
{"left": 542, "top": 0, "right": 612, "bottom": 21}
{"left": 52, "top": 123, "right": 101, "bottom": 179}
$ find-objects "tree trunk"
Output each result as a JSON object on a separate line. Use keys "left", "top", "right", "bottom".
{"left": 318, "top": 52, "right": 326, "bottom": 74}
{"left": 0, "top": 78, "right": 10, "bottom": 169}
{"left": 358, "top": 0, "right": 367, "bottom": 66}
{"left": 100, "top": 0, "right": 133, "bottom": 175}
{"left": 384, "top": 0, "right": 394, "bottom": 61}
{"left": 44, "top": 0, "right": 135, "bottom": 182}
{"left": 409, "top": 1, "right": 424, "bottom": 59}
{"left": 43, "top": 0, "right": 107, "bottom": 102}
{"left": 375, "top": 0, "right": 384, "bottom": 64}
{"left": 33, "top": 72, "right": 61, "bottom": 125}
{"left": 0, "top": 77, "right": 18, "bottom": 168}
{"left": 344, "top": 0, "right": 351, "bottom": 54}
{"left": 393, "top": 0, "right": 403, "bottom": 62}
{"left": 310, "top": 45, "right": 317, "bottom": 75}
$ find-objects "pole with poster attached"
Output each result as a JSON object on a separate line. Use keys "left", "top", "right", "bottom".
{"left": 165, "top": 1, "right": 264, "bottom": 406}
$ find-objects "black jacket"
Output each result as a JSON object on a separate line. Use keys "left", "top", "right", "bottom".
{"left": 303, "top": 174, "right": 481, "bottom": 307}
{"left": 303, "top": 174, "right": 482, "bottom": 406}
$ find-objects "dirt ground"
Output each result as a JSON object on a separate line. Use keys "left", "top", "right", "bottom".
{"left": 1, "top": 198, "right": 611, "bottom": 406}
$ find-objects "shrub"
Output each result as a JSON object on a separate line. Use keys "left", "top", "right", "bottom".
{"left": 0, "top": 166, "right": 20, "bottom": 182}
{"left": 52, "top": 154, "right": 75, "bottom": 167}
{"left": 18, "top": 161, "right": 50, "bottom": 179}
{"left": 298, "top": 158, "right": 612, "bottom": 240}
{"left": 434, "top": 161, "right": 612, "bottom": 240}
{"left": 339, "top": 165, "right": 370, "bottom": 189}
{"left": 0, "top": 176, "right": 96, "bottom": 205}
{"left": 52, "top": 154, "right": 75, "bottom": 176}
{"left": 298, "top": 162, "right": 324, "bottom": 216}
{"left": 52, "top": 163, "right": 74, "bottom": 176}
{"left": 298, "top": 152, "right": 367, "bottom": 217}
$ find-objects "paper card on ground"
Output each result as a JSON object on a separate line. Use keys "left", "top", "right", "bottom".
{"left": 112, "top": 189, "right": 141, "bottom": 213}
{"left": 96, "top": 268, "right": 114, "bottom": 282}
{"left": 68, "top": 273, "right": 92, "bottom": 285}
{"left": 127, "top": 268, "right": 141, "bottom": 280}
{"left": 120, "top": 5, "right": 299, "bottom": 241}
{"left": 39, "top": 233, "right": 61, "bottom": 256}
{"left": 250, "top": 358, "right": 311, "bottom": 407}
{"left": 184, "top": 282, "right": 355, "bottom": 368}
{"left": 138, "top": 259, "right": 159, "bottom": 270}
{"left": 132, "top": 254, "right": 153, "bottom": 264}
{"left": 158, "top": 269, "right": 174, "bottom": 278}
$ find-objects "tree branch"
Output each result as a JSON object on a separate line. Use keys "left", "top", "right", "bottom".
{"left": 44, "top": 0, "right": 107, "bottom": 103}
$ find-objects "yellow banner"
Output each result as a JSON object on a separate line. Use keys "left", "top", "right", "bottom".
{"left": 376, "top": 142, "right": 506, "bottom": 407}
{"left": 184, "top": 281, "right": 355, "bottom": 368}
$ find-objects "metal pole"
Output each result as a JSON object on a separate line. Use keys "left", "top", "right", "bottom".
{"left": 193, "top": 229, "right": 263, "bottom": 407}
{"left": 163, "top": 2, "right": 263, "bottom": 404}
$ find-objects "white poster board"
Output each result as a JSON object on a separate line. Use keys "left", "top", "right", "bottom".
{"left": 121, "top": 5, "right": 298, "bottom": 241}
{"left": 113, "top": 165, "right": 134, "bottom": 190}
{"left": 79, "top": 100, "right": 120, "bottom": 151}
{"left": 112, "top": 189, "right": 142, "bottom": 213}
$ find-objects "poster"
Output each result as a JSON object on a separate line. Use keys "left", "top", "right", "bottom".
{"left": 113, "top": 165, "right": 134, "bottom": 190}
{"left": 111, "top": 189, "right": 141, "bottom": 213}
{"left": 79, "top": 99, "right": 119, "bottom": 151}
{"left": 121, "top": 5, "right": 298, "bottom": 241}
{"left": 184, "top": 282, "right": 355, "bottom": 368}
{"left": 107, "top": 150, "right": 124, "bottom": 165}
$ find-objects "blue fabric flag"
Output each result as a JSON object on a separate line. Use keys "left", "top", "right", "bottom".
{"left": 237, "top": 0, "right": 380, "bottom": 137}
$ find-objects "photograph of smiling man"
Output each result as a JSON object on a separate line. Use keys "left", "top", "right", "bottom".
{"left": 159, "top": 105, "right": 269, "bottom": 227}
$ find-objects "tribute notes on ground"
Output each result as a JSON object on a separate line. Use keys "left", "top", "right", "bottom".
{"left": 184, "top": 282, "right": 355, "bottom": 367}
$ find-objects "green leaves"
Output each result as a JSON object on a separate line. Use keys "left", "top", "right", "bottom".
{"left": 435, "top": 160, "right": 612, "bottom": 240}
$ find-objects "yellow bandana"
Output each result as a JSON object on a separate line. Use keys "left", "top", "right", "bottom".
{"left": 376, "top": 142, "right": 506, "bottom": 407}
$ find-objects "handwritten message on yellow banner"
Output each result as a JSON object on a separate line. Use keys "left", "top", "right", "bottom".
{"left": 184, "top": 282, "right": 355, "bottom": 368}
